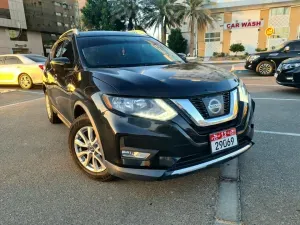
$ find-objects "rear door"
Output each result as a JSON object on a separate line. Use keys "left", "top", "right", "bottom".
{"left": 0, "top": 56, "right": 6, "bottom": 84}
{"left": 0, "top": 56, "right": 22, "bottom": 84}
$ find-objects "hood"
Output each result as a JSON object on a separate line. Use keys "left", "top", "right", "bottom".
{"left": 253, "top": 50, "right": 279, "bottom": 57}
{"left": 91, "top": 63, "right": 239, "bottom": 98}
{"left": 282, "top": 57, "right": 300, "bottom": 64}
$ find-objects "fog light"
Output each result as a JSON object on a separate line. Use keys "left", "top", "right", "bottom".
{"left": 121, "top": 150, "right": 151, "bottom": 159}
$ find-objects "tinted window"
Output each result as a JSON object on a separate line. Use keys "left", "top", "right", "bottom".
{"left": 0, "top": 57, "right": 4, "bottom": 65}
{"left": 5, "top": 56, "right": 22, "bottom": 64}
{"left": 288, "top": 42, "right": 300, "bottom": 51}
{"left": 77, "top": 36, "right": 184, "bottom": 68}
{"left": 26, "top": 55, "right": 47, "bottom": 62}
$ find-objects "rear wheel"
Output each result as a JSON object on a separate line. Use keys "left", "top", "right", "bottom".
{"left": 256, "top": 61, "right": 274, "bottom": 76}
{"left": 69, "top": 114, "right": 114, "bottom": 181}
{"left": 45, "top": 93, "right": 61, "bottom": 124}
{"left": 19, "top": 74, "right": 33, "bottom": 89}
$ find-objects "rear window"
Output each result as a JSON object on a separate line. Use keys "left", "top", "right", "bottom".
{"left": 26, "top": 55, "right": 47, "bottom": 62}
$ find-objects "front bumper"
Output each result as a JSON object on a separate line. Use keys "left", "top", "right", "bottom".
{"left": 276, "top": 68, "right": 300, "bottom": 88}
{"left": 245, "top": 60, "right": 259, "bottom": 71}
{"left": 105, "top": 142, "right": 253, "bottom": 180}
{"left": 90, "top": 94, "right": 255, "bottom": 181}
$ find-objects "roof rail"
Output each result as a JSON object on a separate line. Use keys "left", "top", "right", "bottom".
{"left": 59, "top": 29, "right": 79, "bottom": 39}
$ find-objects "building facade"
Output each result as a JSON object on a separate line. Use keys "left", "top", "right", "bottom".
{"left": 191, "top": 0, "right": 300, "bottom": 57}
{"left": 0, "top": 0, "right": 43, "bottom": 55}
{"left": 23, "top": 0, "right": 80, "bottom": 55}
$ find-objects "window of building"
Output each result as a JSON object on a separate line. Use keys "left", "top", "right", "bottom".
{"left": 54, "top": 2, "right": 61, "bottom": 6}
{"left": 63, "top": 13, "right": 68, "bottom": 17}
{"left": 5, "top": 57, "right": 22, "bottom": 65}
{"left": 8, "top": 29, "right": 28, "bottom": 42}
{"left": 57, "top": 22, "right": 62, "bottom": 26}
{"left": 65, "top": 24, "right": 69, "bottom": 28}
{"left": 270, "top": 7, "right": 290, "bottom": 16}
{"left": 270, "top": 27, "right": 289, "bottom": 39}
{"left": 56, "top": 12, "right": 62, "bottom": 16}
{"left": 205, "top": 32, "right": 221, "bottom": 42}
{"left": 0, "top": 57, "right": 5, "bottom": 65}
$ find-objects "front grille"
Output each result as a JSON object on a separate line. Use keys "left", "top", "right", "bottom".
{"left": 190, "top": 92, "right": 231, "bottom": 119}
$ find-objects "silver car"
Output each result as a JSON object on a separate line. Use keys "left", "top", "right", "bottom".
{"left": 0, "top": 54, "right": 47, "bottom": 89}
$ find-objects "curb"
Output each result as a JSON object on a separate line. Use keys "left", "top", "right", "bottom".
{"left": 214, "top": 158, "right": 242, "bottom": 225}
{"left": 202, "top": 60, "right": 245, "bottom": 64}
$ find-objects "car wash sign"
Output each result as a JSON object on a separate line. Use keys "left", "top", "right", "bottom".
{"left": 224, "top": 20, "right": 264, "bottom": 30}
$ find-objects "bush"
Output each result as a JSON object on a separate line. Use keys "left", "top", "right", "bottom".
{"left": 230, "top": 43, "right": 245, "bottom": 55}
{"left": 167, "top": 28, "right": 188, "bottom": 53}
{"left": 219, "top": 52, "right": 225, "bottom": 57}
{"left": 213, "top": 52, "right": 218, "bottom": 57}
{"left": 244, "top": 52, "right": 249, "bottom": 56}
{"left": 255, "top": 48, "right": 268, "bottom": 52}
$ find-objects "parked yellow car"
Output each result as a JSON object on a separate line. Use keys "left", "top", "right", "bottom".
{"left": 0, "top": 54, "right": 46, "bottom": 89}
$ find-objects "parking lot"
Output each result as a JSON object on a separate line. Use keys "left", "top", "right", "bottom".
{"left": 1, "top": 64, "right": 300, "bottom": 225}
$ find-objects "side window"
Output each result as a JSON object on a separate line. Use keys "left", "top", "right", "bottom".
{"left": 61, "top": 40, "right": 75, "bottom": 65}
{"left": 0, "top": 57, "right": 5, "bottom": 65}
{"left": 5, "top": 56, "right": 22, "bottom": 65}
{"left": 52, "top": 41, "right": 65, "bottom": 59}
{"left": 289, "top": 42, "right": 300, "bottom": 51}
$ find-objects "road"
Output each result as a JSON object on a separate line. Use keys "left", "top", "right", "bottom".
{"left": 0, "top": 65, "right": 299, "bottom": 225}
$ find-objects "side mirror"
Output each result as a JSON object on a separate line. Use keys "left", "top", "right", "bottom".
{"left": 178, "top": 53, "right": 187, "bottom": 62}
{"left": 50, "top": 57, "right": 71, "bottom": 71}
{"left": 283, "top": 46, "right": 290, "bottom": 52}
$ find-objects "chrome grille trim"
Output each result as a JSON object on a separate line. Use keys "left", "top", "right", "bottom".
{"left": 171, "top": 89, "right": 238, "bottom": 127}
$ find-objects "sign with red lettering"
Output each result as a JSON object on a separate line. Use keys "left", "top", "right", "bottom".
{"left": 224, "top": 20, "right": 264, "bottom": 30}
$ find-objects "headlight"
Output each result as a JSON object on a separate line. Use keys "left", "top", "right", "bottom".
{"left": 102, "top": 95, "right": 178, "bottom": 121}
{"left": 282, "top": 63, "right": 300, "bottom": 70}
{"left": 238, "top": 80, "right": 249, "bottom": 103}
{"left": 249, "top": 55, "right": 260, "bottom": 61}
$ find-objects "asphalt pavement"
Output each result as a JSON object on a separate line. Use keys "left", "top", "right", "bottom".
{"left": 1, "top": 64, "right": 300, "bottom": 225}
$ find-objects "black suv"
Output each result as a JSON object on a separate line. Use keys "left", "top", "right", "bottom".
{"left": 43, "top": 29, "right": 255, "bottom": 181}
{"left": 245, "top": 40, "right": 300, "bottom": 76}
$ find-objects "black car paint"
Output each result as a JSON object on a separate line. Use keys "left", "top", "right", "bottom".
{"left": 43, "top": 31, "right": 255, "bottom": 180}
{"left": 276, "top": 57, "right": 300, "bottom": 87}
{"left": 245, "top": 40, "right": 300, "bottom": 72}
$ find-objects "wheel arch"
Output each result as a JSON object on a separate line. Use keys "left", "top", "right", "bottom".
{"left": 73, "top": 101, "right": 105, "bottom": 160}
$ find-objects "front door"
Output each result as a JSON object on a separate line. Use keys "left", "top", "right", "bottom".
{"left": 275, "top": 42, "right": 300, "bottom": 66}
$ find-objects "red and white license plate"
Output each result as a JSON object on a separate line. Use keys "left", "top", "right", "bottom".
{"left": 209, "top": 128, "right": 238, "bottom": 153}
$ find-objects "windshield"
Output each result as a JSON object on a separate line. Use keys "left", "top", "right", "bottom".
{"left": 77, "top": 36, "right": 184, "bottom": 68}
{"left": 26, "top": 55, "right": 47, "bottom": 62}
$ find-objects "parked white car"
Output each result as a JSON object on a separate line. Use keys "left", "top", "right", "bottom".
{"left": 0, "top": 54, "right": 46, "bottom": 89}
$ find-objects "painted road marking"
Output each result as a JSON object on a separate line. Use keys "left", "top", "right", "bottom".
{"left": 245, "top": 84, "right": 282, "bottom": 87}
{"left": 255, "top": 130, "right": 300, "bottom": 137}
{"left": 0, "top": 98, "right": 43, "bottom": 110}
{"left": 17, "top": 90, "right": 44, "bottom": 95}
{"left": 253, "top": 98, "right": 300, "bottom": 101}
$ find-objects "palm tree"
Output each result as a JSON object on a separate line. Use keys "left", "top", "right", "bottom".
{"left": 142, "top": 0, "right": 183, "bottom": 44}
{"left": 111, "top": 0, "right": 143, "bottom": 30}
{"left": 179, "top": 0, "right": 214, "bottom": 56}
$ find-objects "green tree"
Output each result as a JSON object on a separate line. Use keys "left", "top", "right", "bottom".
{"left": 81, "top": 0, "right": 125, "bottom": 31}
{"left": 179, "top": 0, "right": 214, "bottom": 56}
{"left": 142, "top": 0, "right": 183, "bottom": 44}
{"left": 111, "top": 0, "right": 143, "bottom": 30}
{"left": 230, "top": 43, "right": 245, "bottom": 55}
{"left": 167, "top": 28, "right": 187, "bottom": 53}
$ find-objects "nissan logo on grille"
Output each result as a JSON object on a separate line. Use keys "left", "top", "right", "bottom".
{"left": 208, "top": 99, "right": 222, "bottom": 114}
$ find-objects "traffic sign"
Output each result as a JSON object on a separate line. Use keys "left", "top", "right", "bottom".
{"left": 265, "top": 27, "right": 274, "bottom": 36}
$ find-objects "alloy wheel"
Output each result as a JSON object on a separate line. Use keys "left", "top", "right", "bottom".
{"left": 20, "top": 74, "right": 32, "bottom": 89}
{"left": 74, "top": 126, "right": 106, "bottom": 173}
{"left": 258, "top": 63, "right": 272, "bottom": 75}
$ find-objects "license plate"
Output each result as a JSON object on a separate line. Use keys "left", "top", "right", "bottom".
{"left": 274, "top": 73, "right": 278, "bottom": 78}
{"left": 209, "top": 128, "right": 238, "bottom": 153}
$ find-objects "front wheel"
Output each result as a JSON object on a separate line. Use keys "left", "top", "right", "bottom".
{"left": 19, "top": 74, "right": 33, "bottom": 89}
{"left": 256, "top": 61, "right": 274, "bottom": 76}
{"left": 68, "top": 114, "right": 114, "bottom": 181}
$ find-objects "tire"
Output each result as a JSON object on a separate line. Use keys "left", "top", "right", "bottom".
{"left": 68, "top": 114, "right": 114, "bottom": 181}
{"left": 256, "top": 61, "right": 274, "bottom": 76}
{"left": 19, "top": 73, "right": 33, "bottom": 89}
{"left": 45, "top": 93, "right": 61, "bottom": 124}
